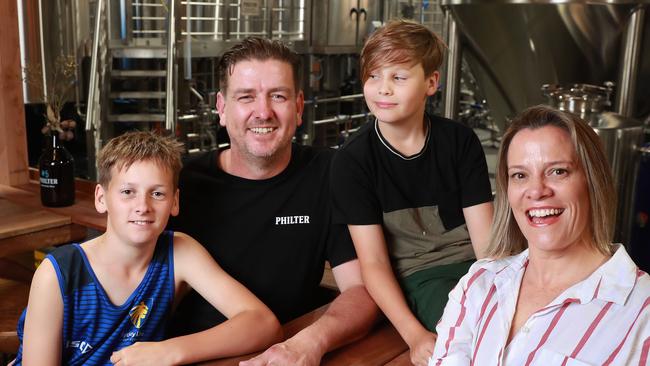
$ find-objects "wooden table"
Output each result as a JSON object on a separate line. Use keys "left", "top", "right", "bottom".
{"left": 0, "top": 182, "right": 106, "bottom": 231}
{"left": 201, "top": 304, "right": 411, "bottom": 366}
{"left": 0, "top": 197, "right": 88, "bottom": 277}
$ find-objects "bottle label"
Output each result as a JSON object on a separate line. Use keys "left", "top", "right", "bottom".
{"left": 40, "top": 170, "right": 59, "bottom": 188}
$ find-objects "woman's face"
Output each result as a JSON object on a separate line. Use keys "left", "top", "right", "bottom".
{"left": 506, "top": 126, "right": 592, "bottom": 253}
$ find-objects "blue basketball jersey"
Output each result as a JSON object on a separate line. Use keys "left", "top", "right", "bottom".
{"left": 14, "top": 231, "right": 175, "bottom": 365}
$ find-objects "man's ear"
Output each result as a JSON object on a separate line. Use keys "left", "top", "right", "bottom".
{"left": 426, "top": 71, "right": 440, "bottom": 96}
{"left": 95, "top": 184, "right": 107, "bottom": 214}
{"left": 217, "top": 91, "right": 227, "bottom": 127}
{"left": 296, "top": 90, "right": 305, "bottom": 127}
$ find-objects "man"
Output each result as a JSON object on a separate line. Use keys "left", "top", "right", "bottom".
{"left": 169, "top": 37, "right": 378, "bottom": 365}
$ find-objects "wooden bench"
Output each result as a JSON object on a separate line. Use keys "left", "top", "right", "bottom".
{"left": 0, "top": 279, "right": 30, "bottom": 354}
{"left": 385, "top": 350, "right": 413, "bottom": 365}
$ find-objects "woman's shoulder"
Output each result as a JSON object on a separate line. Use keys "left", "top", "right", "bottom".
{"left": 475, "top": 250, "right": 527, "bottom": 273}
{"left": 460, "top": 251, "right": 528, "bottom": 288}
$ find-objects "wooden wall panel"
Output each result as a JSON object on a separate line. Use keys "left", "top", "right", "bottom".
{"left": 0, "top": 0, "right": 29, "bottom": 186}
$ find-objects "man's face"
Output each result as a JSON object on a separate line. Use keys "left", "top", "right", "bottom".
{"left": 217, "top": 59, "right": 304, "bottom": 164}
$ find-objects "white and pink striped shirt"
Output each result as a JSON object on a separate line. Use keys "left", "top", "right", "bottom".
{"left": 431, "top": 245, "right": 650, "bottom": 366}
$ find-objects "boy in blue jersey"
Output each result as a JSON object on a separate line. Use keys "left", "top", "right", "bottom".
{"left": 14, "top": 131, "right": 281, "bottom": 365}
{"left": 330, "top": 20, "right": 494, "bottom": 366}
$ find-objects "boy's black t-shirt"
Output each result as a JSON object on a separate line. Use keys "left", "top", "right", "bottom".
{"left": 330, "top": 114, "right": 493, "bottom": 277}
{"left": 168, "top": 144, "right": 356, "bottom": 331}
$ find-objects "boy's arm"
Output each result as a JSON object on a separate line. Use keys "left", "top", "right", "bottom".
{"left": 22, "top": 259, "right": 63, "bottom": 366}
{"left": 111, "top": 233, "right": 282, "bottom": 365}
{"left": 348, "top": 224, "right": 436, "bottom": 366}
{"left": 462, "top": 202, "right": 494, "bottom": 259}
{"left": 240, "top": 258, "right": 379, "bottom": 366}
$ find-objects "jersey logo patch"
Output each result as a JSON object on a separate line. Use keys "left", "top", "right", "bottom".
{"left": 129, "top": 299, "right": 153, "bottom": 329}
{"left": 67, "top": 340, "right": 93, "bottom": 354}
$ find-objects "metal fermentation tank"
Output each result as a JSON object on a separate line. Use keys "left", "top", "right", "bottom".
{"left": 441, "top": 0, "right": 650, "bottom": 245}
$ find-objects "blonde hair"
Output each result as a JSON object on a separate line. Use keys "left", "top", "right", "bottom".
{"left": 487, "top": 105, "right": 616, "bottom": 257}
{"left": 360, "top": 19, "right": 446, "bottom": 83}
{"left": 97, "top": 131, "right": 184, "bottom": 189}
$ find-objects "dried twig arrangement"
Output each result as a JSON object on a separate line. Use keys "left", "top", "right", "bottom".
{"left": 24, "top": 55, "right": 78, "bottom": 140}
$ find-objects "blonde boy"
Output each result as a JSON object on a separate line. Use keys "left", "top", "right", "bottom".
{"left": 14, "top": 131, "right": 280, "bottom": 365}
{"left": 331, "top": 20, "right": 494, "bottom": 366}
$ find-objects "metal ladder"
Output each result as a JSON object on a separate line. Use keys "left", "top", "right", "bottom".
{"left": 85, "top": 0, "right": 176, "bottom": 132}
{"left": 107, "top": 1, "right": 171, "bottom": 126}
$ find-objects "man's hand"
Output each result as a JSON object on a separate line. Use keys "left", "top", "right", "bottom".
{"left": 110, "top": 342, "right": 176, "bottom": 366}
{"left": 408, "top": 330, "right": 437, "bottom": 366}
{"left": 239, "top": 337, "right": 321, "bottom": 366}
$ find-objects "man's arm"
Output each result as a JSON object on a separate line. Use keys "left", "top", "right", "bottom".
{"left": 240, "top": 259, "right": 379, "bottom": 366}
{"left": 111, "top": 233, "right": 282, "bottom": 365}
{"left": 22, "top": 259, "right": 63, "bottom": 366}
{"left": 462, "top": 201, "right": 494, "bottom": 259}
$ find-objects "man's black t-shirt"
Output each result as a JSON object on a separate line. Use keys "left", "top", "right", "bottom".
{"left": 168, "top": 144, "right": 356, "bottom": 332}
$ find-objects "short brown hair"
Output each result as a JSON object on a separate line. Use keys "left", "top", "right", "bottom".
{"left": 360, "top": 19, "right": 446, "bottom": 83}
{"left": 487, "top": 105, "right": 616, "bottom": 258}
{"left": 218, "top": 37, "right": 302, "bottom": 93}
{"left": 97, "top": 131, "right": 185, "bottom": 189}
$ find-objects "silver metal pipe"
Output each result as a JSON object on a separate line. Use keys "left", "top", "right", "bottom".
{"left": 304, "top": 93, "right": 364, "bottom": 105}
{"left": 442, "top": 9, "right": 461, "bottom": 120}
{"left": 313, "top": 113, "right": 372, "bottom": 125}
{"left": 182, "top": 0, "right": 221, "bottom": 5}
{"left": 213, "top": 0, "right": 220, "bottom": 40}
{"left": 85, "top": 0, "right": 104, "bottom": 131}
{"left": 73, "top": 0, "right": 84, "bottom": 118}
{"left": 133, "top": 16, "right": 167, "bottom": 20}
{"left": 223, "top": 1, "right": 230, "bottom": 39}
{"left": 38, "top": 0, "right": 47, "bottom": 101}
{"left": 165, "top": 0, "right": 176, "bottom": 131}
{"left": 184, "top": 0, "right": 191, "bottom": 80}
{"left": 189, "top": 85, "right": 203, "bottom": 102}
{"left": 615, "top": 6, "right": 645, "bottom": 117}
{"left": 178, "top": 113, "right": 200, "bottom": 121}
{"left": 266, "top": 0, "right": 273, "bottom": 39}
{"left": 125, "top": 0, "right": 133, "bottom": 45}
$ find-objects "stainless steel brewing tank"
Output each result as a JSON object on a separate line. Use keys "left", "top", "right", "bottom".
{"left": 591, "top": 113, "right": 644, "bottom": 245}
{"left": 440, "top": 0, "right": 649, "bottom": 132}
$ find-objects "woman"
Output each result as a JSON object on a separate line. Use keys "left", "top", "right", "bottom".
{"left": 430, "top": 105, "right": 650, "bottom": 365}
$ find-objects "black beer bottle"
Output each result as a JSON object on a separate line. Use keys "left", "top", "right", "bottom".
{"left": 39, "top": 134, "right": 75, "bottom": 207}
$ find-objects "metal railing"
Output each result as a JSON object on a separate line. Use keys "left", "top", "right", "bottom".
{"left": 84, "top": 0, "right": 110, "bottom": 178}
{"left": 166, "top": 0, "right": 177, "bottom": 131}
{"left": 126, "top": 1, "right": 306, "bottom": 42}
{"left": 85, "top": 0, "right": 109, "bottom": 133}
